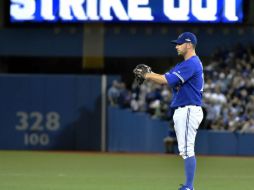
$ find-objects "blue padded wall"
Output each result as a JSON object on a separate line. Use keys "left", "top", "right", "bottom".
{"left": 108, "top": 107, "right": 254, "bottom": 156}
{"left": 0, "top": 74, "right": 101, "bottom": 150}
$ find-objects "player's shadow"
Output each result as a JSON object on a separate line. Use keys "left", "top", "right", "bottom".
{"left": 73, "top": 98, "right": 101, "bottom": 151}
{"left": 51, "top": 96, "right": 101, "bottom": 151}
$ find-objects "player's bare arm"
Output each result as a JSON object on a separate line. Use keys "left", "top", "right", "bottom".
{"left": 133, "top": 64, "right": 168, "bottom": 85}
{"left": 145, "top": 72, "right": 167, "bottom": 85}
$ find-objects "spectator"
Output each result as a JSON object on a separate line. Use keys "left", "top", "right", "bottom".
{"left": 107, "top": 80, "right": 121, "bottom": 106}
{"left": 240, "top": 118, "right": 254, "bottom": 133}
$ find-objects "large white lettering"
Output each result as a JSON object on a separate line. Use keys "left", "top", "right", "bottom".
{"left": 41, "top": 0, "right": 55, "bottom": 20}
{"left": 10, "top": 0, "right": 35, "bottom": 20}
{"left": 100, "top": 0, "right": 129, "bottom": 21}
{"left": 59, "top": 0, "right": 87, "bottom": 20}
{"left": 192, "top": 0, "right": 217, "bottom": 21}
{"left": 128, "top": 0, "right": 153, "bottom": 21}
{"left": 87, "top": 0, "right": 100, "bottom": 20}
{"left": 164, "top": 0, "right": 190, "bottom": 21}
{"left": 224, "top": 0, "right": 239, "bottom": 21}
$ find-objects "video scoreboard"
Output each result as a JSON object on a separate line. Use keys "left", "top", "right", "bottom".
{"left": 9, "top": 0, "right": 244, "bottom": 23}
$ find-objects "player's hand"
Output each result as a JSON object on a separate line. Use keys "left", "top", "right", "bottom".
{"left": 133, "top": 64, "right": 152, "bottom": 85}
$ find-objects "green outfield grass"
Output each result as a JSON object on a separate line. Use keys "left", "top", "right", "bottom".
{"left": 0, "top": 151, "right": 253, "bottom": 190}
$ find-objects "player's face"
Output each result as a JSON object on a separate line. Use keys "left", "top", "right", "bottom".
{"left": 176, "top": 43, "right": 187, "bottom": 56}
{"left": 175, "top": 43, "right": 192, "bottom": 56}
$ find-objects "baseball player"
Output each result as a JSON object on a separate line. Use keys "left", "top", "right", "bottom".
{"left": 133, "top": 32, "right": 204, "bottom": 190}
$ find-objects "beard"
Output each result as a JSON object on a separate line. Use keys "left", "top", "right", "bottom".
{"left": 177, "top": 51, "right": 183, "bottom": 56}
{"left": 177, "top": 49, "right": 187, "bottom": 56}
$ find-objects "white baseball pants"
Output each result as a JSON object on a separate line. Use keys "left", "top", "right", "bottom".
{"left": 173, "top": 105, "right": 203, "bottom": 159}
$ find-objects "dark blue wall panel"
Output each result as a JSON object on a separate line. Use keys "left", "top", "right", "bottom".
{"left": 0, "top": 74, "right": 102, "bottom": 150}
{"left": 196, "top": 131, "right": 238, "bottom": 155}
{"left": 238, "top": 134, "right": 254, "bottom": 156}
{"left": 107, "top": 107, "right": 168, "bottom": 153}
{"left": 108, "top": 107, "right": 254, "bottom": 156}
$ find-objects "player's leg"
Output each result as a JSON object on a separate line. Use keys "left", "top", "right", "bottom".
{"left": 173, "top": 106, "right": 203, "bottom": 189}
{"left": 173, "top": 107, "right": 190, "bottom": 158}
{"left": 174, "top": 108, "right": 193, "bottom": 189}
{"left": 183, "top": 106, "right": 203, "bottom": 189}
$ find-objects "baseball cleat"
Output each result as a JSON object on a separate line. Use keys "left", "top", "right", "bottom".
{"left": 178, "top": 184, "right": 194, "bottom": 190}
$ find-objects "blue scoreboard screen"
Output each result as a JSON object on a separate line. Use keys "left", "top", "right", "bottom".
{"left": 10, "top": 0, "right": 244, "bottom": 23}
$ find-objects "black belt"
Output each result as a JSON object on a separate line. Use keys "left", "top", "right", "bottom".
{"left": 176, "top": 105, "right": 199, "bottom": 109}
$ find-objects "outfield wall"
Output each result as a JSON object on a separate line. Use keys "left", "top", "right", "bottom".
{"left": 107, "top": 107, "right": 254, "bottom": 156}
{"left": 0, "top": 74, "right": 118, "bottom": 150}
{"left": 107, "top": 107, "right": 169, "bottom": 153}
{"left": 1, "top": 75, "right": 254, "bottom": 156}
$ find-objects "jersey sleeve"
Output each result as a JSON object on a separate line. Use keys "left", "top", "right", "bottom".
{"left": 164, "top": 72, "right": 181, "bottom": 88}
{"left": 164, "top": 62, "right": 194, "bottom": 87}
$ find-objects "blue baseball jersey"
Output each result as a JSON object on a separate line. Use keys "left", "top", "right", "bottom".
{"left": 164, "top": 56, "right": 204, "bottom": 108}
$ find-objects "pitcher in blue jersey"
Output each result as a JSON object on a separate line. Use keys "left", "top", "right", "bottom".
{"left": 144, "top": 32, "right": 204, "bottom": 190}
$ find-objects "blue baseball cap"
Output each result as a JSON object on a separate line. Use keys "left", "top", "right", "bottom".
{"left": 171, "top": 32, "right": 197, "bottom": 45}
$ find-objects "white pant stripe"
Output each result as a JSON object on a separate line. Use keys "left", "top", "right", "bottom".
{"left": 185, "top": 108, "right": 191, "bottom": 157}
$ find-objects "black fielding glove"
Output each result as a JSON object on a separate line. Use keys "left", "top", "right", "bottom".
{"left": 133, "top": 64, "right": 152, "bottom": 85}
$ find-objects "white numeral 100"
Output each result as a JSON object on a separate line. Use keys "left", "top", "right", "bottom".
{"left": 24, "top": 133, "right": 50, "bottom": 146}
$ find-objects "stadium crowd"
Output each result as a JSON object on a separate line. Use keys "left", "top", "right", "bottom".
{"left": 108, "top": 44, "right": 254, "bottom": 133}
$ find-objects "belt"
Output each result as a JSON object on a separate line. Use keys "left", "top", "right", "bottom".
{"left": 176, "top": 105, "right": 199, "bottom": 109}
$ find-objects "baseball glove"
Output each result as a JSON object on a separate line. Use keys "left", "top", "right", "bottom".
{"left": 133, "top": 64, "right": 152, "bottom": 85}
